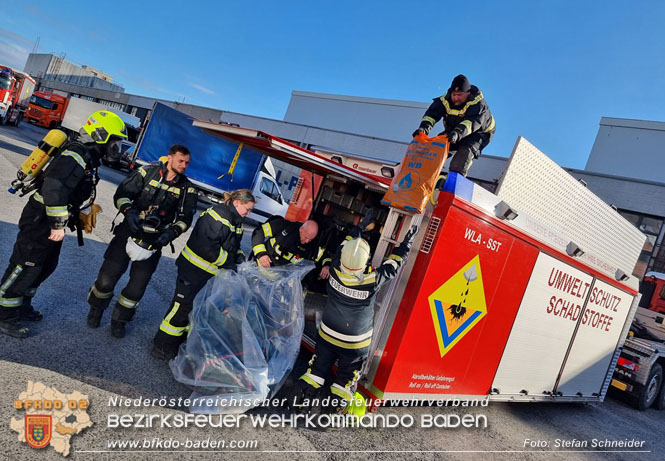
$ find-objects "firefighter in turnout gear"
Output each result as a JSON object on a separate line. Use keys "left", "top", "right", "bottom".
{"left": 0, "top": 111, "right": 127, "bottom": 338}
{"left": 251, "top": 218, "right": 331, "bottom": 279}
{"left": 296, "top": 213, "right": 419, "bottom": 413}
{"left": 413, "top": 74, "right": 495, "bottom": 176}
{"left": 151, "top": 190, "right": 255, "bottom": 360}
{"left": 87, "top": 144, "right": 197, "bottom": 338}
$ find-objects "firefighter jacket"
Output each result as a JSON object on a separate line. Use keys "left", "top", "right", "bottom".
{"left": 31, "top": 141, "right": 99, "bottom": 230}
{"left": 114, "top": 163, "right": 197, "bottom": 238}
{"left": 320, "top": 230, "right": 410, "bottom": 350}
{"left": 418, "top": 85, "right": 496, "bottom": 142}
{"left": 176, "top": 204, "right": 245, "bottom": 275}
{"left": 251, "top": 218, "right": 330, "bottom": 267}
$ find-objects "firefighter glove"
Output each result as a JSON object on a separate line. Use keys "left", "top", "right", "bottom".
{"left": 155, "top": 229, "right": 177, "bottom": 247}
{"left": 414, "top": 126, "right": 432, "bottom": 138}
{"left": 79, "top": 204, "right": 103, "bottom": 234}
{"left": 124, "top": 208, "right": 142, "bottom": 235}
{"left": 235, "top": 252, "right": 246, "bottom": 264}
{"left": 402, "top": 225, "right": 419, "bottom": 248}
{"left": 383, "top": 263, "right": 398, "bottom": 278}
{"left": 446, "top": 130, "right": 460, "bottom": 144}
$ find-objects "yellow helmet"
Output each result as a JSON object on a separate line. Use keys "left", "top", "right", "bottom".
{"left": 340, "top": 238, "right": 370, "bottom": 275}
{"left": 81, "top": 110, "right": 128, "bottom": 144}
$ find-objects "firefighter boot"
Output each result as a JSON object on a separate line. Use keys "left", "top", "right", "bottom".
{"left": 110, "top": 304, "right": 135, "bottom": 339}
{"left": 151, "top": 344, "right": 178, "bottom": 361}
{"left": 87, "top": 285, "right": 113, "bottom": 328}
{"left": 0, "top": 295, "right": 29, "bottom": 338}
{"left": 292, "top": 379, "right": 321, "bottom": 414}
{"left": 87, "top": 307, "right": 105, "bottom": 329}
{"left": 18, "top": 295, "right": 43, "bottom": 322}
{"left": 111, "top": 320, "right": 126, "bottom": 338}
{"left": 0, "top": 317, "right": 29, "bottom": 339}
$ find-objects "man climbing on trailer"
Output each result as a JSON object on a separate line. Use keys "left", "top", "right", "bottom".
{"left": 412, "top": 74, "right": 495, "bottom": 177}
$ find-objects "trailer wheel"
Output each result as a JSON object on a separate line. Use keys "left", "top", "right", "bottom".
{"left": 637, "top": 363, "right": 662, "bottom": 410}
{"left": 656, "top": 364, "right": 665, "bottom": 410}
{"left": 10, "top": 112, "right": 22, "bottom": 127}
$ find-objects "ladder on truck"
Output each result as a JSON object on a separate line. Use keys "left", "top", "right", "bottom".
{"left": 364, "top": 207, "right": 424, "bottom": 375}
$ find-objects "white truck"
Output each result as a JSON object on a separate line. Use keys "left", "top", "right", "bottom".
{"left": 61, "top": 97, "right": 140, "bottom": 135}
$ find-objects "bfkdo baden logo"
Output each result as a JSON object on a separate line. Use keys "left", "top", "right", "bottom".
{"left": 11, "top": 381, "right": 92, "bottom": 457}
{"left": 428, "top": 255, "right": 487, "bottom": 357}
{"left": 25, "top": 415, "right": 52, "bottom": 449}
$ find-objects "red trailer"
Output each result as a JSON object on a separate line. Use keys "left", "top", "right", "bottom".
{"left": 193, "top": 121, "right": 646, "bottom": 407}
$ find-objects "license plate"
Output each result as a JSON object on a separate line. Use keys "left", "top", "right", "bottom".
{"left": 610, "top": 379, "right": 627, "bottom": 391}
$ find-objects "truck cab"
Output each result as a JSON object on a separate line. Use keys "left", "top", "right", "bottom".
{"left": 0, "top": 65, "right": 36, "bottom": 126}
{"left": 246, "top": 161, "right": 289, "bottom": 224}
{"left": 611, "top": 272, "right": 665, "bottom": 410}
{"left": 0, "top": 68, "right": 14, "bottom": 123}
{"left": 638, "top": 272, "right": 665, "bottom": 314}
{"left": 26, "top": 91, "right": 69, "bottom": 128}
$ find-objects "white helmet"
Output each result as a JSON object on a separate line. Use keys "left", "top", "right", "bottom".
{"left": 125, "top": 237, "right": 157, "bottom": 261}
{"left": 340, "top": 238, "right": 370, "bottom": 276}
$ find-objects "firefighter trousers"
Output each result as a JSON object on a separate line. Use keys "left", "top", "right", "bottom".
{"left": 88, "top": 221, "right": 161, "bottom": 323}
{"left": 0, "top": 200, "right": 63, "bottom": 320}
{"left": 153, "top": 263, "right": 212, "bottom": 353}
{"left": 447, "top": 131, "right": 493, "bottom": 176}
{"left": 299, "top": 331, "right": 370, "bottom": 403}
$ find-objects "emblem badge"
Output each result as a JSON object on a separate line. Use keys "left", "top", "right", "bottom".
{"left": 25, "top": 415, "right": 52, "bottom": 449}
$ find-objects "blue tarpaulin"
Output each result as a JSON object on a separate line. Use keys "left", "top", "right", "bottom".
{"left": 136, "top": 103, "right": 264, "bottom": 191}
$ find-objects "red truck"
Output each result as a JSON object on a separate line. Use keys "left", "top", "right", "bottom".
{"left": 0, "top": 65, "right": 36, "bottom": 126}
{"left": 637, "top": 272, "right": 665, "bottom": 314}
{"left": 26, "top": 90, "right": 69, "bottom": 128}
{"left": 611, "top": 272, "right": 665, "bottom": 409}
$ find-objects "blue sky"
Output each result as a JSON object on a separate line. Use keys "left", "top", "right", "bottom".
{"left": 1, "top": 0, "right": 664, "bottom": 169}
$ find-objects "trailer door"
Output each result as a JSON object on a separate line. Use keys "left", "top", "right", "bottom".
{"left": 492, "top": 252, "right": 594, "bottom": 396}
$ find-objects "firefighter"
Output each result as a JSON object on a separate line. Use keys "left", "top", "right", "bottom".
{"left": 0, "top": 111, "right": 127, "bottom": 338}
{"left": 412, "top": 74, "right": 496, "bottom": 177}
{"left": 86, "top": 144, "right": 197, "bottom": 338}
{"left": 296, "top": 217, "right": 418, "bottom": 414}
{"left": 151, "top": 189, "right": 255, "bottom": 360}
{"left": 251, "top": 218, "right": 331, "bottom": 279}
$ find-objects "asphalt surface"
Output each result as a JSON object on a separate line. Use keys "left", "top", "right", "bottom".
{"left": 0, "top": 122, "right": 663, "bottom": 460}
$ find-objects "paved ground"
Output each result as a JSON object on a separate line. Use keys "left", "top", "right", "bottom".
{"left": 0, "top": 122, "right": 663, "bottom": 460}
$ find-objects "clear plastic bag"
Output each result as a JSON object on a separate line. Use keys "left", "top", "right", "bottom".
{"left": 170, "top": 260, "right": 315, "bottom": 414}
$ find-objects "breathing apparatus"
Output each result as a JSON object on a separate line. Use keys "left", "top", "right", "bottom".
{"left": 8, "top": 110, "right": 127, "bottom": 196}
{"left": 8, "top": 129, "right": 68, "bottom": 195}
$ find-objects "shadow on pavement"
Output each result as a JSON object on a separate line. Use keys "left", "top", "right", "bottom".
{"left": 0, "top": 123, "right": 48, "bottom": 148}
{"left": 0, "top": 220, "right": 193, "bottom": 402}
{"left": 0, "top": 139, "right": 32, "bottom": 157}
